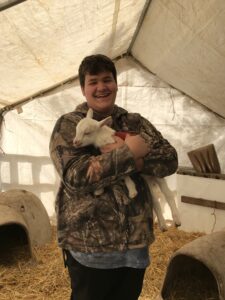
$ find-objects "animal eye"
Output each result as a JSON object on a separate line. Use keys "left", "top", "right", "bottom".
{"left": 84, "top": 131, "right": 91, "bottom": 135}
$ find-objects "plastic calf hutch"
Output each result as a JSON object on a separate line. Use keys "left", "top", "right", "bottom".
{"left": 0, "top": 189, "right": 52, "bottom": 258}
{"left": 156, "top": 231, "right": 225, "bottom": 300}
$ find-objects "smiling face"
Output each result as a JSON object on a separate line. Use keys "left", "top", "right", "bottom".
{"left": 81, "top": 71, "right": 118, "bottom": 115}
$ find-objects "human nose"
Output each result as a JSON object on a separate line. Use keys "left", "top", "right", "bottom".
{"left": 96, "top": 81, "right": 107, "bottom": 90}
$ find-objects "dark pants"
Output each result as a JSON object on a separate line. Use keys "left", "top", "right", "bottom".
{"left": 64, "top": 250, "right": 146, "bottom": 300}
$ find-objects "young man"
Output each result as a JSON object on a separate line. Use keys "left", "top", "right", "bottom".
{"left": 49, "top": 54, "right": 178, "bottom": 300}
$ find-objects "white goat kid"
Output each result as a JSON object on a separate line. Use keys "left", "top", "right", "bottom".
{"left": 73, "top": 108, "right": 181, "bottom": 231}
{"left": 73, "top": 108, "right": 138, "bottom": 198}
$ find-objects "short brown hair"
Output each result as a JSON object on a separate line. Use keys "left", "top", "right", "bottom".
{"left": 78, "top": 54, "right": 117, "bottom": 87}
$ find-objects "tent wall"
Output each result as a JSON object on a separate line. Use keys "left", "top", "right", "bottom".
{"left": 0, "top": 0, "right": 146, "bottom": 106}
{"left": 0, "top": 0, "right": 225, "bottom": 232}
{"left": 1, "top": 57, "right": 225, "bottom": 229}
{"left": 132, "top": 0, "right": 225, "bottom": 118}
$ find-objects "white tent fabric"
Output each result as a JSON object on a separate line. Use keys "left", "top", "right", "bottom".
{"left": 0, "top": 0, "right": 146, "bottom": 105}
{"left": 0, "top": 0, "right": 225, "bottom": 231}
{"left": 132, "top": 0, "right": 225, "bottom": 118}
{"left": 1, "top": 57, "right": 225, "bottom": 223}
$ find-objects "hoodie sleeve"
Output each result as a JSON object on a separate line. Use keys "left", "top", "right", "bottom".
{"left": 137, "top": 115, "right": 178, "bottom": 177}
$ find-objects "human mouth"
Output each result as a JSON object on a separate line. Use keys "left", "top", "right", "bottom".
{"left": 95, "top": 93, "right": 111, "bottom": 99}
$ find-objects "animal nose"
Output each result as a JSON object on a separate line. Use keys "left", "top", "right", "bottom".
{"left": 73, "top": 139, "right": 81, "bottom": 147}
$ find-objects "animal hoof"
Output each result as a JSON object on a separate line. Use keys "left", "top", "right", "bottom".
{"left": 129, "top": 191, "right": 137, "bottom": 199}
{"left": 175, "top": 222, "right": 181, "bottom": 227}
{"left": 160, "top": 226, "right": 168, "bottom": 232}
{"left": 94, "top": 189, "right": 104, "bottom": 196}
{"left": 158, "top": 221, "right": 168, "bottom": 231}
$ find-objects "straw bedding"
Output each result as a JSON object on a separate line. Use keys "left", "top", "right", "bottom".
{"left": 0, "top": 225, "right": 204, "bottom": 300}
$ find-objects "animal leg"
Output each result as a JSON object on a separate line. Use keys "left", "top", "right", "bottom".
{"left": 156, "top": 178, "right": 181, "bottom": 227}
{"left": 124, "top": 176, "right": 137, "bottom": 198}
{"left": 166, "top": 196, "right": 181, "bottom": 227}
{"left": 145, "top": 178, "right": 168, "bottom": 231}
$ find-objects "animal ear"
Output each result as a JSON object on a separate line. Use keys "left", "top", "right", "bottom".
{"left": 99, "top": 116, "right": 113, "bottom": 127}
{"left": 86, "top": 108, "right": 93, "bottom": 119}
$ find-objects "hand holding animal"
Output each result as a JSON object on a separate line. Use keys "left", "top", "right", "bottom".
{"left": 73, "top": 108, "right": 138, "bottom": 198}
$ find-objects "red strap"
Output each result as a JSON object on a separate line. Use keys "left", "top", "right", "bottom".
{"left": 114, "top": 131, "right": 128, "bottom": 140}
{"left": 114, "top": 131, "right": 136, "bottom": 140}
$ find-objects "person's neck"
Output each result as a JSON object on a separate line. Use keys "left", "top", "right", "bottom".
{"left": 92, "top": 107, "right": 115, "bottom": 120}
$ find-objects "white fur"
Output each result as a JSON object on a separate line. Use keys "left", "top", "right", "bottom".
{"left": 143, "top": 176, "right": 181, "bottom": 231}
{"left": 73, "top": 108, "right": 181, "bottom": 231}
{"left": 73, "top": 108, "right": 115, "bottom": 148}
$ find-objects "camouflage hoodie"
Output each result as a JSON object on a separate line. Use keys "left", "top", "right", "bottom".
{"left": 49, "top": 102, "right": 178, "bottom": 253}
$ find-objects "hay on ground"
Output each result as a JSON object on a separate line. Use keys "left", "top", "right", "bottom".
{"left": 0, "top": 225, "right": 204, "bottom": 300}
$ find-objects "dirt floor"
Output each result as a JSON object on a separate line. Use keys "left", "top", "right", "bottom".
{"left": 0, "top": 225, "right": 204, "bottom": 300}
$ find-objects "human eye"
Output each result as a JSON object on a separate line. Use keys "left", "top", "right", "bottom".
{"left": 88, "top": 80, "right": 97, "bottom": 86}
{"left": 104, "top": 77, "right": 113, "bottom": 83}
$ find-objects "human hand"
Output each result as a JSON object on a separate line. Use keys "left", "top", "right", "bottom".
{"left": 100, "top": 136, "right": 124, "bottom": 153}
{"left": 86, "top": 156, "right": 102, "bottom": 182}
{"left": 135, "top": 158, "right": 144, "bottom": 171}
{"left": 125, "top": 134, "right": 150, "bottom": 159}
